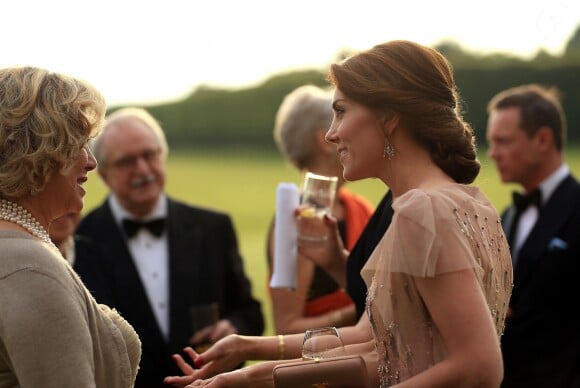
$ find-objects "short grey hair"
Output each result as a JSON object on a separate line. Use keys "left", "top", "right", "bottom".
{"left": 273, "top": 85, "right": 333, "bottom": 170}
{"left": 92, "top": 107, "right": 169, "bottom": 169}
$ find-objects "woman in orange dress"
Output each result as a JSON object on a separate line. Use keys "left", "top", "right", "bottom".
{"left": 266, "top": 85, "right": 374, "bottom": 334}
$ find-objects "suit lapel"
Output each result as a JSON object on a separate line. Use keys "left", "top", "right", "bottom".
{"left": 502, "top": 206, "right": 518, "bottom": 253}
{"left": 515, "top": 175, "right": 580, "bottom": 284}
{"left": 97, "top": 201, "right": 167, "bottom": 345}
{"left": 166, "top": 199, "right": 206, "bottom": 351}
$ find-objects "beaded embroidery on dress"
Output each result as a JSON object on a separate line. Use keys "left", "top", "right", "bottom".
{"left": 361, "top": 184, "right": 513, "bottom": 387}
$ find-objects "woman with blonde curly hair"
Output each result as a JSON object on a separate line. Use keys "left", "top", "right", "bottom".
{"left": 0, "top": 66, "right": 140, "bottom": 387}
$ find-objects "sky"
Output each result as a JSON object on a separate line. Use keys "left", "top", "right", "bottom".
{"left": 2, "top": 0, "right": 579, "bottom": 106}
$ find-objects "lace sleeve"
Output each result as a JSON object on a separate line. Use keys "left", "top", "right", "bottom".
{"left": 365, "top": 188, "right": 488, "bottom": 280}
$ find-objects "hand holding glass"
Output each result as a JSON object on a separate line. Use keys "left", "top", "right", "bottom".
{"left": 302, "top": 326, "right": 346, "bottom": 361}
{"left": 189, "top": 302, "right": 219, "bottom": 352}
{"left": 297, "top": 172, "right": 338, "bottom": 245}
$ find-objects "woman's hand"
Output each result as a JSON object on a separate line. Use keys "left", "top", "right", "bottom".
{"left": 184, "top": 369, "right": 250, "bottom": 388}
{"left": 190, "top": 319, "right": 238, "bottom": 347}
{"left": 164, "top": 335, "right": 249, "bottom": 387}
{"left": 185, "top": 361, "right": 279, "bottom": 388}
{"left": 164, "top": 347, "right": 199, "bottom": 387}
{"left": 296, "top": 212, "right": 349, "bottom": 287}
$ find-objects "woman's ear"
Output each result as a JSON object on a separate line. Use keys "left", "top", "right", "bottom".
{"left": 382, "top": 113, "right": 399, "bottom": 138}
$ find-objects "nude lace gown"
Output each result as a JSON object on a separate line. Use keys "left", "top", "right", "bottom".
{"left": 361, "top": 184, "right": 513, "bottom": 387}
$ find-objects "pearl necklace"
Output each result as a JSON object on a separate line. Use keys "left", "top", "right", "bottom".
{"left": 0, "top": 199, "right": 58, "bottom": 252}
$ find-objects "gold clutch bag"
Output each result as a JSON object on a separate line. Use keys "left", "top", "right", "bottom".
{"left": 272, "top": 355, "right": 368, "bottom": 388}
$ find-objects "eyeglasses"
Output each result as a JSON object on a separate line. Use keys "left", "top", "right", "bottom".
{"left": 108, "top": 148, "right": 162, "bottom": 170}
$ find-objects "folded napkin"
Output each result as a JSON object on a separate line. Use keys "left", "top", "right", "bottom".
{"left": 270, "top": 183, "right": 300, "bottom": 289}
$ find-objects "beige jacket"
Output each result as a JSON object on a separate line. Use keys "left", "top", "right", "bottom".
{"left": 0, "top": 231, "right": 141, "bottom": 387}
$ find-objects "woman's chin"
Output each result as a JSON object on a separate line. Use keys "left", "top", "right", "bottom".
{"left": 343, "top": 169, "right": 363, "bottom": 182}
{"left": 69, "top": 199, "right": 84, "bottom": 214}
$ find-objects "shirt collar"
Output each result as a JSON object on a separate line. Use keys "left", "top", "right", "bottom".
{"left": 538, "top": 164, "right": 569, "bottom": 205}
{"left": 108, "top": 193, "right": 168, "bottom": 227}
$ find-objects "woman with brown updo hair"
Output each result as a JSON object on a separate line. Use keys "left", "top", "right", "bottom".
{"left": 165, "top": 40, "right": 512, "bottom": 388}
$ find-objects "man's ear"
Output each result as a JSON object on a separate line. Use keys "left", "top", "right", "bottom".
{"left": 534, "top": 126, "right": 554, "bottom": 151}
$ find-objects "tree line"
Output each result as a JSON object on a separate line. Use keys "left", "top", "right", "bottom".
{"left": 115, "top": 27, "right": 580, "bottom": 150}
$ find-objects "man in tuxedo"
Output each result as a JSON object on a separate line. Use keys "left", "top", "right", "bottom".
{"left": 50, "top": 213, "right": 115, "bottom": 307}
{"left": 486, "top": 84, "right": 580, "bottom": 387}
{"left": 77, "top": 107, "right": 264, "bottom": 388}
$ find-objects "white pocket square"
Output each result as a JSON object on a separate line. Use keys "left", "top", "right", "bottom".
{"left": 548, "top": 237, "right": 568, "bottom": 251}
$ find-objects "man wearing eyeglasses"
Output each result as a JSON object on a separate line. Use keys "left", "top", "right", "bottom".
{"left": 76, "top": 107, "right": 264, "bottom": 388}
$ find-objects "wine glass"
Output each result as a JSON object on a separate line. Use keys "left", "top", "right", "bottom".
{"left": 297, "top": 172, "right": 338, "bottom": 246}
{"left": 302, "top": 326, "right": 345, "bottom": 361}
{"left": 189, "top": 302, "right": 219, "bottom": 352}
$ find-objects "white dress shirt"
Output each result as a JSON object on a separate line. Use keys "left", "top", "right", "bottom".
{"left": 513, "top": 164, "right": 569, "bottom": 261}
{"left": 109, "top": 194, "right": 170, "bottom": 340}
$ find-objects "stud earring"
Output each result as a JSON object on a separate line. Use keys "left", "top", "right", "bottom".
{"left": 383, "top": 138, "right": 395, "bottom": 160}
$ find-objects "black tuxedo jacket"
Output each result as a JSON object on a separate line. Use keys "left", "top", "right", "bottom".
{"left": 76, "top": 197, "right": 264, "bottom": 388}
{"left": 500, "top": 175, "right": 580, "bottom": 388}
{"left": 72, "top": 234, "right": 115, "bottom": 307}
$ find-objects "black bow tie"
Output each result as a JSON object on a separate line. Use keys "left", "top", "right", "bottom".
{"left": 122, "top": 218, "right": 165, "bottom": 238}
{"left": 512, "top": 189, "right": 542, "bottom": 212}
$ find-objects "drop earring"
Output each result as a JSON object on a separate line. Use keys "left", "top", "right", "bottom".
{"left": 383, "top": 138, "right": 395, "bottom": 160}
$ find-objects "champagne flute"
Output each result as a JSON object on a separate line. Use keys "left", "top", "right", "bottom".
{"left": 302, "top": 326, "right": 345, "bottom": 361}
{"left": 297, "top": 172, "right": 338, "bottom": 246}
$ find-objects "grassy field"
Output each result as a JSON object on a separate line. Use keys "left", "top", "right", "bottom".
{"left": 81, "top": 146, "right": 580, "bottom": 336}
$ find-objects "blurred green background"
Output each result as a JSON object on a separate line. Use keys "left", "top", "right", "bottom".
{"left": 81, "top": 147, "right": 580, "bottom": 336}
{"left": 109, "top": 30, "right": 580, "bottom": 152}
{"left": 92, "top": 40, "right": 580, "bottom": 336}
